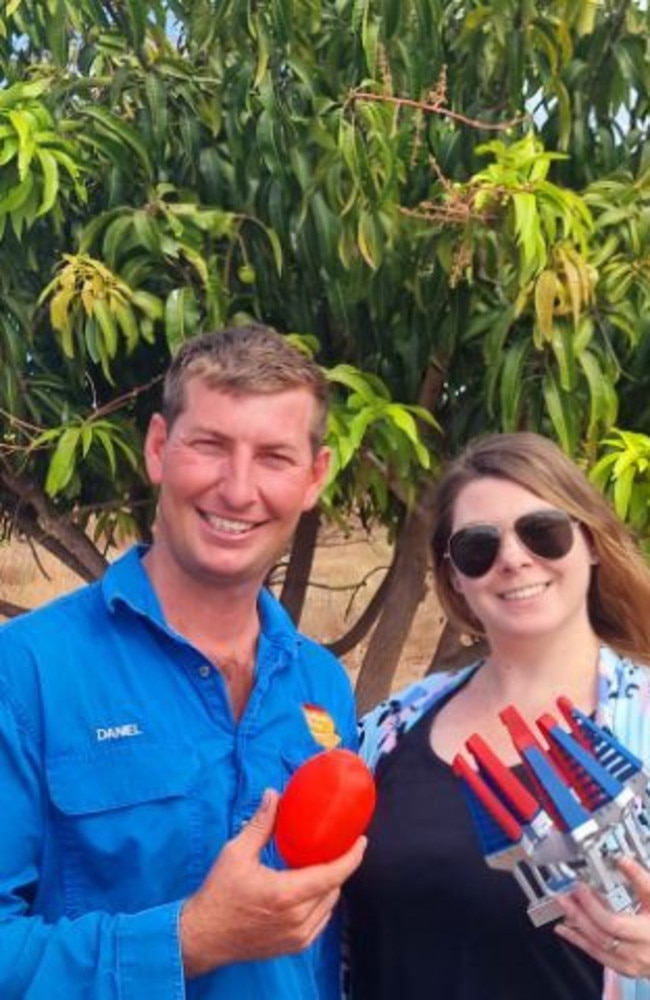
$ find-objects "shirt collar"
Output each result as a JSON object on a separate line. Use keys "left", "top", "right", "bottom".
{"left": 102, "top": 545, "right": 300, "bottom": 654}
{"left": 102, "top": 544, "right": 164, "bottom": 622}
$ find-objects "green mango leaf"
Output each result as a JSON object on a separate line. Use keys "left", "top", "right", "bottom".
{"left": 92, "top": 297, "right": 119, "bottom": 359}
{"left": 81, "top": 106, "right": 154, "bottom": 179}
{"left": 165, "top": 286, "right": 200, "bottom": 352}
{"left": 35, "top": 148, "right": 59, "bottom": 217}
{"left": 542, "top": 372, "right": 572, "bottom": 454}
{"left": 45, "top": 427, "right": 81, "bottom": 496}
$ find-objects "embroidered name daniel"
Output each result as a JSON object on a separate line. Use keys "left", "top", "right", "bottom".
{"left": 96, "top": 723, "right": 143, "bottom": 741}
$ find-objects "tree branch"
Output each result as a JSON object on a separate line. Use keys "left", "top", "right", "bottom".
{"left": 349, "top": 90, "right": 527, "bottom": 132}
{"left": 326, "top": 560, "right": 395, "bottom": 657}
{"left": 0, "top": 467, "right": 107, "bottom": 581}
{"left": 0, "top": 599, "right": 29, "bottom": 619}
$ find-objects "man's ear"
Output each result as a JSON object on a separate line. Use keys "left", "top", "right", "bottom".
{"left": 302, "top": 446, "right": 331, "bottom": 511}
{"left": 144, "top": 413, "right": 168, "bottom": 486}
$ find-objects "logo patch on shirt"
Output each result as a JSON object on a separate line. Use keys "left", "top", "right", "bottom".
{"left": 96, "top": 723, "right": 143, "bottom": 741}
{"left": 303, "top": 704, "right": 341, "bottom": 749}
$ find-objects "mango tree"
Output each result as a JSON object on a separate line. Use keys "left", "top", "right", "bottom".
{"left": 1, "top": 1, "right": 650, "bottom": 711}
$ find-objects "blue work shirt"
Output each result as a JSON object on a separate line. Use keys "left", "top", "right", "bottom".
{"left": 0, "top": 546, "right": 357, "bottom": 999}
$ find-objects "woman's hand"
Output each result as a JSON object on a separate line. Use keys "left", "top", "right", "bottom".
{"left": 555, "top": 857, "right": 650, "bottom": 978}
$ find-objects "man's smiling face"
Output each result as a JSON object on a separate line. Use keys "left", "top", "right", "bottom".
{"left": 144, "top": 376, "right": 329, "bottom": 593}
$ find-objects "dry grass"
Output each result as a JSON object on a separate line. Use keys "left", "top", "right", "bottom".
{"left": 0, "top": 539, "right": 84, "bottom": 610}
{"left": 0, "top": 525, "right": 443, "bottom": 693}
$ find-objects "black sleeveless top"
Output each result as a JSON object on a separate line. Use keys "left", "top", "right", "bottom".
{"left": 344, "top": 694, "right": 603, "bottom": 1000}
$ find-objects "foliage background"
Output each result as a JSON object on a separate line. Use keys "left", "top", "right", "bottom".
{"left": 1, "top": 0, "right": 650, "bottom": 706}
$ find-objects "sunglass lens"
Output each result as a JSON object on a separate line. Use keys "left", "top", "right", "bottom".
{"left": 516, "top": 510, "right": 574, "bottom": 559}
{"left": 448, "top": 526, "right": 500, "bottom": 578}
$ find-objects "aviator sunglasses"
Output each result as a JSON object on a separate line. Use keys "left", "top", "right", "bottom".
{"left": 446, "top": 509, "right": 577, "bottom": 579}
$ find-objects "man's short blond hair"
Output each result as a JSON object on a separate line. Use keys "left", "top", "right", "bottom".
{"left": 162, "top": 325, "right": 330, "bottom": 452}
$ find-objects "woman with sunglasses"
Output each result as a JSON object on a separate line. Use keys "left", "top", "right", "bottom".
{"left": 345, "top": 431, "right": 650, "bottom": 1000}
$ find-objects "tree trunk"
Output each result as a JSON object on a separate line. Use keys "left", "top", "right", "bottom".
{"left": 1, "top": 468, "right": 108, "bottom": 581}
{"left": 279, "top": 508, "right": 321, "bottom": 624}
{"left": 354, "top": 480, "right": 438, "bottom": 714}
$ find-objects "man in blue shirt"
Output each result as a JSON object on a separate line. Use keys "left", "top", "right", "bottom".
{"left": 0, "top": 326, "right": 365, "bottom": 998}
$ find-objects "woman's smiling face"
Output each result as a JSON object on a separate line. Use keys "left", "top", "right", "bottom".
{"left": 448, "top": 476, "right": 596, "bottom": 644}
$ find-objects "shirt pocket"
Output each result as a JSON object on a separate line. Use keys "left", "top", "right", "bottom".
{"left": 46, "top": 742, "right": 201, "bottom": 916}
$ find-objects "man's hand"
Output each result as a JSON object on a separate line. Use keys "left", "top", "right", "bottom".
{"left": 180, "top": 788, "right": 367, "bottom": 977}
